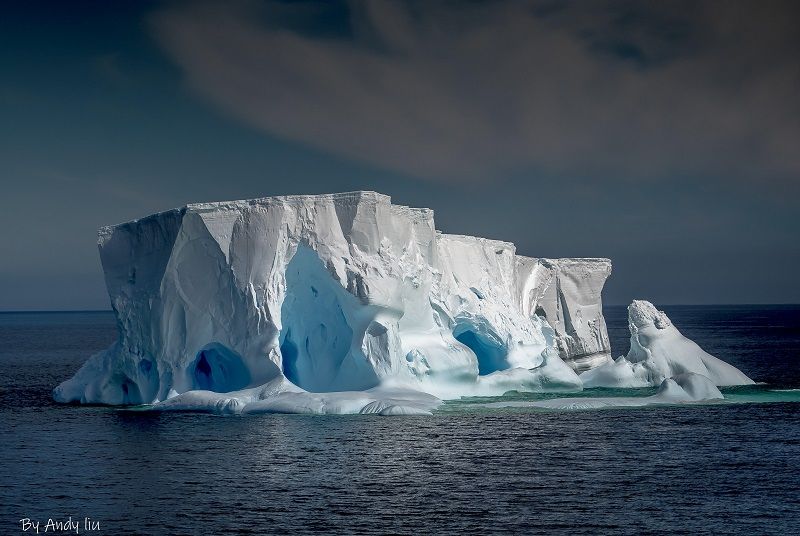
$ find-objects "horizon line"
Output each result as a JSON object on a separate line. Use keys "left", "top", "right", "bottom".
{"left": 1, "top": 303, "right": 799, "bottom": 314}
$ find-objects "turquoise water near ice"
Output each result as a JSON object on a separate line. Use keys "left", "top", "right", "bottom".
{"left": 1, "top": 305, "right": 799, "bottom": 534}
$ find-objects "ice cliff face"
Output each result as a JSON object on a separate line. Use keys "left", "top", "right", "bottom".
{"left": 53, "top": 192, "right": 612, "bottom": 411}
{"left": 53, "top": 192, "right": 750, "bottom": 414}
{"left": 516, "top": 257, "right": 612, "bottom": 372}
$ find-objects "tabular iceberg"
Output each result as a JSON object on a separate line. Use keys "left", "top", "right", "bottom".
{"left": 53, "top": 191, "right": 751, "bottom": 414}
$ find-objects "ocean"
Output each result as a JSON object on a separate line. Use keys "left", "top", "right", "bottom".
{"left": 2, "top": 305, "right": 799, "bottom": 535}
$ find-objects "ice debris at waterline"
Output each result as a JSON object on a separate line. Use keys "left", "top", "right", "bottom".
{"left": 53, "top": 191, "right": 751, "bottom": 415}
{"left": 481, "top": 373, "right": 725, "bottom": 410}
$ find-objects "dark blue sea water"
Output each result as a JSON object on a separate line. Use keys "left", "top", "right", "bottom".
{"left": 2, "top": 305, "right": 799, "bottom": 535}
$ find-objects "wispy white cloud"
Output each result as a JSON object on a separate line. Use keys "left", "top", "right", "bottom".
{"left": 151, "top": 0, "right": 800, "bottom": 184}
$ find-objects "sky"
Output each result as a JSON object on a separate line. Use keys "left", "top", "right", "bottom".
{"left": 1, "top": 0, "right": 798, "bottom": 310}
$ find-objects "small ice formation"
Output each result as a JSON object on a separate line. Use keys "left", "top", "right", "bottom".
{"left": 483, "top": 373, "right": 725, "bottom": 410}
{"left": 580, "top": 300, "right": 754, "bottom": 389}
{"left": 53, "top": 192, "right": 750, "bottom": 415}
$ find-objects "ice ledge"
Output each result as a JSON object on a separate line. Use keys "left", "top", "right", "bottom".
{"left": 98, "top": 191, "right": 393, "bottom": 239}
{"left": 188, "top": 190, "right": 392, "bottom": 211}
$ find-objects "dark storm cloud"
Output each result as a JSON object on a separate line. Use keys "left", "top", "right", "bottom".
{"left": 152, "top": 0, "right": 800, "bottom": 184}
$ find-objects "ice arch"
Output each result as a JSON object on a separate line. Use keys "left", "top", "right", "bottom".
{"left": 192, "top": 343, "right": 250, "bottom": 392}
{"left": 452, "top": 320, "right": 509, "bottom": 375}
{"left": 278, "top": 245, "right": 377, "bottom": 392}
{"left": 110, "top": 373, "right": 142, "bottom": 405}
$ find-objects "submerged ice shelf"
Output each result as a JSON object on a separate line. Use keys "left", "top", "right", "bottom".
{"left": 54, "top": 191, "right": 753, "bottom": 414}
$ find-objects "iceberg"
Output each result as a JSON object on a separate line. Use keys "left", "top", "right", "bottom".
{"left": 53, "top": 192, "right": 615, "bottom": 413}
{"left": 53, "top": 192, "right": 750, "bottom": 415}
{"left": 580, "top": 300, "right": 754, "bottom": 388}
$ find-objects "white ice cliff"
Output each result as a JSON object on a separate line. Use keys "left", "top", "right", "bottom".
{"left": 53, "top": 192, "right": 751, "bottom": 414}
{"left": 516, "top": 256, "right": 612, "bottom": 372}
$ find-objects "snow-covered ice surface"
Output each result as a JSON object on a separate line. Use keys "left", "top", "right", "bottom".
{"left": 53, "top": 192, "right": 753, "bottom": 415}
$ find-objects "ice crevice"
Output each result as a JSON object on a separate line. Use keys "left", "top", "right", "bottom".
{"left": 52, "top": 192, "right": 753, "bottom": 415}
